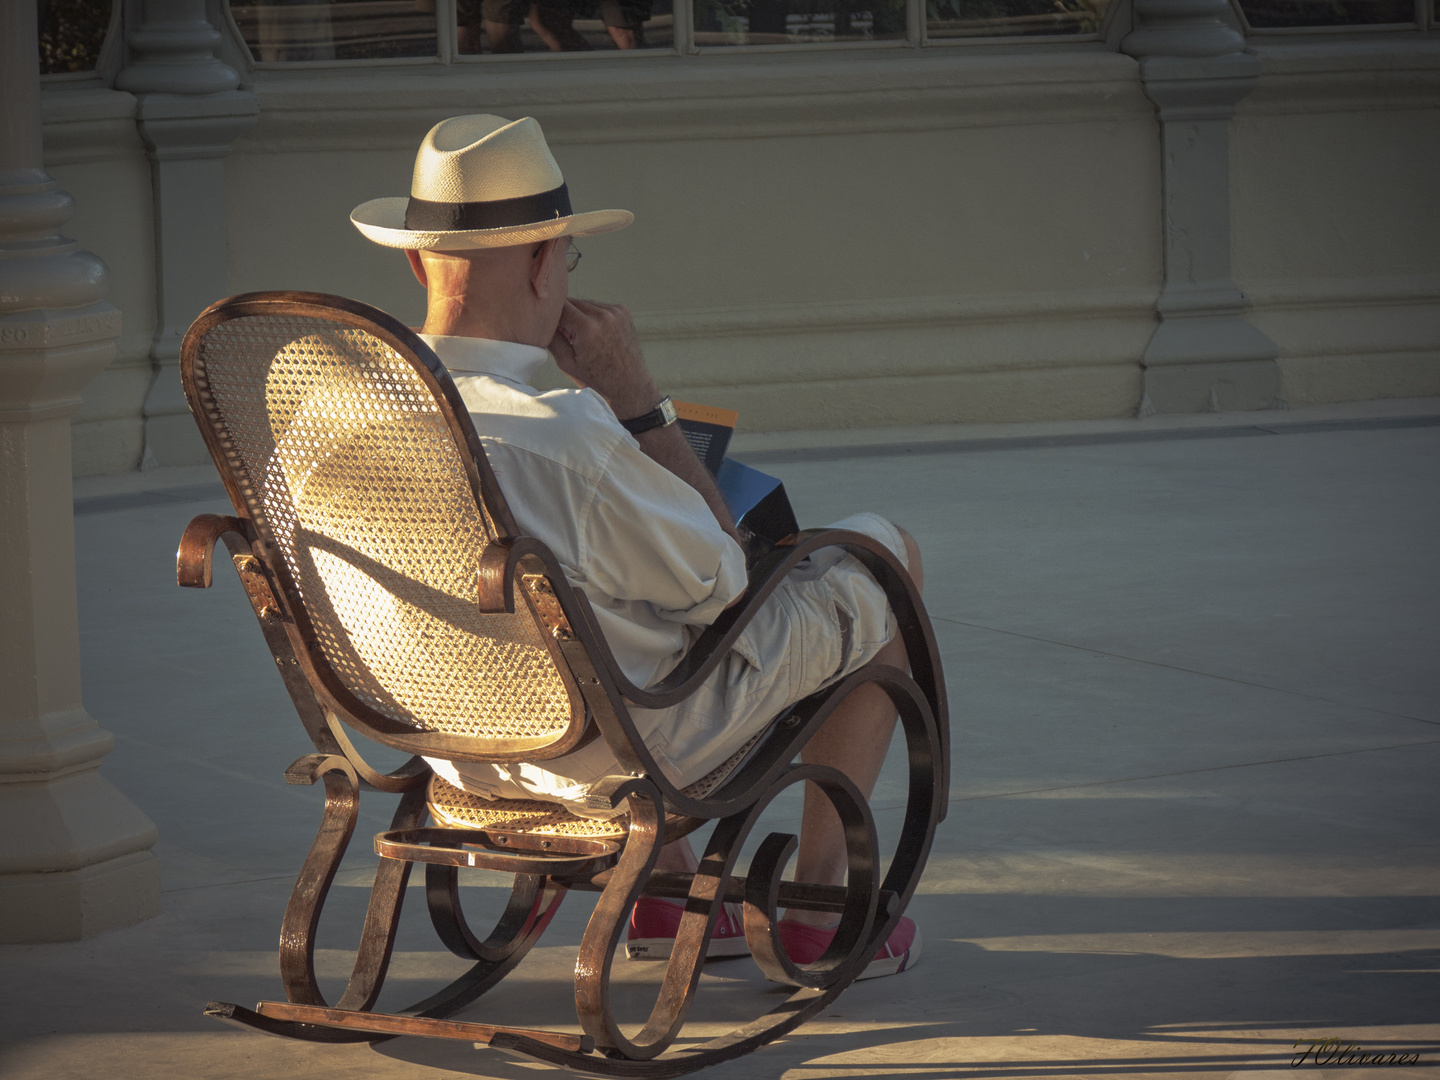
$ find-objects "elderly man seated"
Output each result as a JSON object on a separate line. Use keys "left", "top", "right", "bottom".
{"left": 351, "top": 114, "right": 924, "bottom": 979}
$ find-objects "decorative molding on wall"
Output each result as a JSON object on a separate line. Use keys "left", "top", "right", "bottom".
{"left": 1248, "top": 275, "right": 1440, "bottom": 407}
{"left": 1242, "top": 41, "right": 1440, "bottom": 115}
{"left": 36, "top": 27, "right": 1440, "bottom": 465}
{"left": 634, "top": 286, "right": 1159, "bottom": 342}
{"left": 1277, "top": 352, "right": 1440, "bottom": 409}
{"left": 39, "top": 88, "right": 143, "bottom": 166}
{"left": 629, "top": 291, "right": 1159, "bottom": 410}
{"left": 664, "top": 361, "right": 1146, "bottom": 428}
{"left": 46, "top": 41, "right": 1434, "bottom": 158}
{"left": 1245, "top": 274, "right": 1440, "bottom": 312}
{"left": 1249, "top": 285, "right": 1440, "bottom": 362}
{"left": 232, "top": 52, "right": 1153, "bottom": 153}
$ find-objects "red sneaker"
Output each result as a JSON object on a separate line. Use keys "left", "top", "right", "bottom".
{"left": 773, "top": 916, "right": 921, "bottom": 981}
{"left": 626, "top": 897, "right": 751, "bottom": 961}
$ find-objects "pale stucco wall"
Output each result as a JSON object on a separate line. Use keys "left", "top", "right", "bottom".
{"left": 221, "top": 52, "right": 1161, "bottom": 433}
{"left": 1233, "top": 43, "right": 1440, "bottom": 408}
{"left": 41, "top": 38, "right": 1440, "bottom": 476}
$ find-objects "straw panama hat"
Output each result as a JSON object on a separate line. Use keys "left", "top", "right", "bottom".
{"left": 351, "top": 114, "right": 634, "bottom": 250}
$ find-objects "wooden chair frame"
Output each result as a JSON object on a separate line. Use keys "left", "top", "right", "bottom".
{"left": 177, "top": 291, "right": 949, "bottom": 1076}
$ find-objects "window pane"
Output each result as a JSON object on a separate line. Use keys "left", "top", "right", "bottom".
{"left": 38, "top": 0, "right": 113, "bottom": 73}
{"left": 927, "top": 0, "right": 1109, "bottom": 38}
{"left": 692, "top": 0, "right": 907, "bottom": 46}
{"left": 457, "top": 0, "right": 673, "bottom": 51}
{"left": 230, "top": 0, "right": 439, "bottom": 61}
{"left": 1236, "top": 0, "right": 1414, "bottom": 26}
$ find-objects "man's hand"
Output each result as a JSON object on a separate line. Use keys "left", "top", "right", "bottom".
{"left": 550, "top": 297, "right": 742, "bottom": 548}
{"left": 549, "top": 299, "right": 659, "bottom": 422}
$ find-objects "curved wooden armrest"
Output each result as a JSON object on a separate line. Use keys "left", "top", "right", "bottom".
{"left": 468, "top": 527, "right": 945, "bottom": 814}
{"left": 177, "top": 513, "right": 252, "bottom": 588}
{"left": 323, "top": 712, "right": 431, "bottom": 794}
{"left": 571, "top": 528, "right": 929, "bottom": 712}
{"left": 476, "top": 537, "right": 526, "bottom": 614}
{"left": 471, "top": 532, "right": 851, "bottom": 711}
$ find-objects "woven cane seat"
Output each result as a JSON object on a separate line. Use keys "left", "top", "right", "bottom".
{"left": 427, "top": 728, "right": 770, "bottom": 839}
{"left": 429, "top": 778, "right": 631, "bottom": 838}
{"left": 190, "top": 316, "right": 575, "bottom": 746}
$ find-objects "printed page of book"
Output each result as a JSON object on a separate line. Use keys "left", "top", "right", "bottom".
{"left": 673, "top": 400, "right": 738, "bottom": 477}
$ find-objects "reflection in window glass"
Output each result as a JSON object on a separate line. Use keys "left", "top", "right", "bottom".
{"left": 456, "top": 0, "right": 673, "bottom": 53}
{"left": 692, "top": 0, "right": 906, "bottom": 46}
{"left": 1236, "top": 0, "right": 1414, "bottom": 26}
{"left": 230, "top": 0, "right": 439, "bottom": 61}
{"left": 38, "top": 0, "right": 113, "bottom": 73}
{"left": 927, "top": 0, "right": 1108, "bottom": 37}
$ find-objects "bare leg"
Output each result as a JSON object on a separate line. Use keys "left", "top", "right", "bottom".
{"left": 457, "top": 21, "right": 486, "bottom": 52}
{"left": 788, "top": 529, "right": 922, "bottom": 927}
{"left": 483, "top": 18, "right": 525, "bottom": 51}
{"left": 529, "top": 4, "right": 591, "bottom": 50}
{"left": 653, "top": 835, "right": 697, "bottom": 874}
{"left": 784, "top": 633, "right": 905, "bottom": 926}
{"left": 605, "top": 25, "right": 643, "bottom": 48}
{"left": 653, "top": 530, "right": 923, "bottom": 927}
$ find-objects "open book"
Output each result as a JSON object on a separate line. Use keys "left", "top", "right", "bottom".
{"left": 674, "top": 401, "right": 799, "bottom": 554}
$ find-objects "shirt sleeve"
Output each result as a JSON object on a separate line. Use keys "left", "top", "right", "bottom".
{"left": 579, "top": 433, "right": 748, "bottom": 628}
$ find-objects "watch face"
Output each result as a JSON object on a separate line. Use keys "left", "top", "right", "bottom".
{"left": 659, "top": 397, "right": 678, "bottom": 426}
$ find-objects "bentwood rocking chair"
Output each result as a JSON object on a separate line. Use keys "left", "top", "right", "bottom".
{"left": 176, "top": 291, "right": 949, "bottom": 1076}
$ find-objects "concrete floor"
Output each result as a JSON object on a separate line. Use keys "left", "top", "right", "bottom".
{"left": 3, "top": 399, "right": 1438, "bottom": 1080}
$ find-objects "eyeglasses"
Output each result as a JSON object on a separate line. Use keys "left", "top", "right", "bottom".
{"left": 533, "top": 239, "right": 582, "bottom": 272}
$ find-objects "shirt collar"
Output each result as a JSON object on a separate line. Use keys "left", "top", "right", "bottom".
{"left": 419, "top": 334, "right": 551, "bottom": 386}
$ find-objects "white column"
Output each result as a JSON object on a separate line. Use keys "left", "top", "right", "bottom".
{"left": 0, "top": 0, "right": 160, "bottom": 942}
{"left": 116, "top": 0, "right": 258, "bottom": 466}
{"left": 1124, "top": 0, "right": 1282, "bottom": 413}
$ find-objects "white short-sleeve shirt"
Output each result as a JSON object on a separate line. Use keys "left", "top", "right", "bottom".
{"left": 420, "top": 334, "right": 749, "bottom": 688}
{"left": 415, "top": 335, "right": 904, "bottom": 812}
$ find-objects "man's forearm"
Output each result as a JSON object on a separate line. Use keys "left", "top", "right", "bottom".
{"left": 633, "top": 424, "right": 741, "bottom": 544}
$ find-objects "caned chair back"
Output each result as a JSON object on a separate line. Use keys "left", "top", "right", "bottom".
{"left": 181, "top": 293, "right": 581, "bottom": 755}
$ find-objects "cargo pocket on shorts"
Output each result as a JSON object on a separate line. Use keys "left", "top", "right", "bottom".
{"left": 834, "top": 605, "right": 854, "bottom": 679}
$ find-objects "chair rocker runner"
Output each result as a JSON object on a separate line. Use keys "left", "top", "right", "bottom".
{"left": 176, "top": 290, "right": 950, "bottom": 1076}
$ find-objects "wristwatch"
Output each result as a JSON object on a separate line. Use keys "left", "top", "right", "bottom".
{"left": 620, "top": 396, "right": 677, "bottom": 435}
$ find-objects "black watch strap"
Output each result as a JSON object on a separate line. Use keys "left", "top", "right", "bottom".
{"left": 620, "top": 396, "right": 677, "bottom": 435}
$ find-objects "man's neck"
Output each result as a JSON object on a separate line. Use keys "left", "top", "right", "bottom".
{"left": 422, "top": 308, "right": 548, "bottom": 348}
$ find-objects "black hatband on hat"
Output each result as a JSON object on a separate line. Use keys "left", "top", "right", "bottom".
{"left": 403, "top": 182, "right": 572, "bottom": 232}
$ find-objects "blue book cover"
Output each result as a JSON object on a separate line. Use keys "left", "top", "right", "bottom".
{"left": 716, "top": 458, "right": 799, "bottom": 548}
{"left": 676, "top": 400, "right": 799, "bottom": 550}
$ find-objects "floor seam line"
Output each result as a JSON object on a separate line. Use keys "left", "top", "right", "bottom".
{"left": 929, "top": 614, "right": 1436, "bottom": 728}
{"left": 163, "top": 867, "right": 384, "bottom": 895}
{"left": 944, "top": 738, "right": 1440, "bottom": 804}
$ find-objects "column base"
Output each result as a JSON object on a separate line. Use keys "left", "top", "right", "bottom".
{"left": 1141, "top": 306, "right": 1283, "bottom": 413}
{"left": 0, "top": 763, "right": 160, "bottom": 941}
{"left": 1143, "top": 358, "right": 1283, "bottom": 413}
{"left": 0, "top": 849, "right": 160, "bottom": 942}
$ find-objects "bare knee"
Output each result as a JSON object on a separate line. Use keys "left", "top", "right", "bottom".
{"left": 896, "top": 527, "right": 924, "bottom": 595}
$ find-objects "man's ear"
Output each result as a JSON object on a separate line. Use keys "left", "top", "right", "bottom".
{"left": 529, "top": 238, "right": 559, "bottom": 300}
{"left": 406, "top": 249, "right": 427, "bottom": 288}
